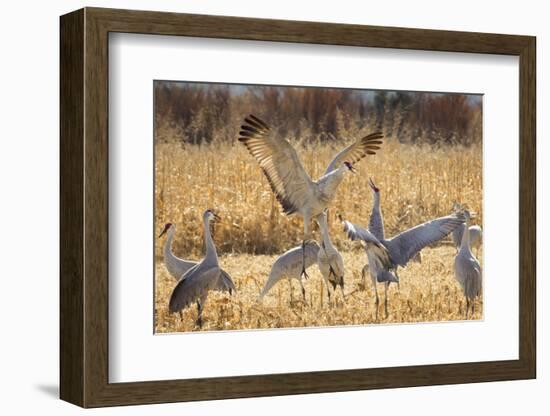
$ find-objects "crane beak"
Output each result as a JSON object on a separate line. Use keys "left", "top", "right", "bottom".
{"left": 213, "top": 212, "right": 222, "bottom": 222}
{"left": 158, "top": 224, "right": 170, "bottom": 238}
{"left": 368, "top": 177, "right": 379, "bottom": 192}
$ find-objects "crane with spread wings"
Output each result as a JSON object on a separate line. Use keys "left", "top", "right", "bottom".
{"left": 342, "top": 211, "right": 465, "bottom": 318}
{"left": 239, "top": 114, "right": 383, "bottom": 278}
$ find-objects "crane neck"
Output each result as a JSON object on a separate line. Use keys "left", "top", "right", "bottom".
{"left": 372, "top": 191, "right": 381, "bottom": 207}
{"left": 317, "top": 214, "right": 335, "bottom": 251}
{"left": 163, "top": 226, "right": 176, "bottom": 257}
{"left": 203, "top": 218, "right": 218, "bottom": 261}
{"left": 459, "top": 220, "right": 471, "bottom": 252}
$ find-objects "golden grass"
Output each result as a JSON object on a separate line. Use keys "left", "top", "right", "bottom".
{"left": 155, "top": 138, "right": 482, "bottom": 257}
{"left": 155, "top": 247, "right": 483, "bottom": 333}
{"left": 154, "top": 134, "right": 482, "bottom": 332}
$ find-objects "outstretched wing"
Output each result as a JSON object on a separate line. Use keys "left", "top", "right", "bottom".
{"left": 169, "top": 266, "right": 221, "bottom": 312}
{"left": 324, "top": 132, "right": 383, "bottom": 174}
{"left": 342, "top": 220, "right": 391, "bottom": 265}
{"left": 215, "top": 269, "right": 237, "bottom": 294}
{"left": 342, "top": 220, "right": 383, "bottom": 246}
{"left": 386, "top": 212, "right": 466, "bottom": 266}
{"left": 239, "top": 115, "right": 314, "bottom": 215}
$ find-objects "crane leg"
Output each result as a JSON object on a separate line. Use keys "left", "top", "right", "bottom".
{"left": 288, "top": 279, "right": 294, "bottom": 305}
{"left": 361, "top": 266, "right": 368, "bottom": 290}
{"left": 300, "top": 280, "right": 306, "bottom": 302}
{"left": 395, "top": 269, "right": 401, "bottom": 291}
{"left": 196, "top": 301, "right": 203, "bottom": 329}
{"left": 374, "top": 283, "right": 380, "bottom": 320}
{"left": 301, "top": 221, "right": 311, "bottom": 280}
{"left": 300, "top": 240, "right": 311, "bottom": 280}
{"left": 384, "top": 282, "right": 389, "bottom": 318}
{"left": 465, "top": 298, "right": 470, "bottom": 320}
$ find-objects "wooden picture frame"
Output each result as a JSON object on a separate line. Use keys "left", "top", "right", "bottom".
{"left": 60, "top": 7, "right": 536, "bottom": 408}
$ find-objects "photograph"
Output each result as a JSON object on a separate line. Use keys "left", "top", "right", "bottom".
{"left": 153, "top": 81, "right": 483, "bottom": 333}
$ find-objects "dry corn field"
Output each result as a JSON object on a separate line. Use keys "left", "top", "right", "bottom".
{"left": 154, "top": 137, "right": 483, "bottom": 333}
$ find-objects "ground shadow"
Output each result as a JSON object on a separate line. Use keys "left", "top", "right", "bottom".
{"left": 35, "top": 384, "right": 58, "bottom": 399}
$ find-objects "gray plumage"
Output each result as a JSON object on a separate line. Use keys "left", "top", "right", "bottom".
{"left": 158, "top": 223, "right": 197, "bottom": 280}
{"left": 316, "top": 212, "right": 345, "bottom": 302}
{"left": 259, "top": 241, "right": 320, "bottom": 301}
{"left": 343, "top": 211, "right": 465, "bottom": 317}
{"left": 168, "top": 210, "right": 236, "bottom": 328}
{"left": 159, "top": 222, "right": 234, "bottom": 286}
{"left": 452, "top": 223, "right": 482, "bottom": 250}
{"left": 342, "top": 219, "right": 396, "bottom": 318}
{"left": 362, "top": 178, "right": 420, "bottom": 285}
{"left": 383, "top": 213, "right": 465, "bottom": 267}
{"left": 454, "top": 210, "right": 482, "bottom": 319}
{"left": 342, "top": 220, "right": 395, "bottom": 282}
{"left": 239, "top": 114, "right": 382, "bottom": 277}
{"left": 361, "top": 199, "right": 464, "bottom": 269}
{"left": 367, "top": 178, "right": 385, "bottom": 240}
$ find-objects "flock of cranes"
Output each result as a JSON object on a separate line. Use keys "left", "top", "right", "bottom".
{"left": 161, "top": 114, "right": 483, "bottom": 328}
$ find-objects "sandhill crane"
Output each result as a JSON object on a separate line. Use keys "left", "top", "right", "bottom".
{"left": 341, "top": 219, "right": 397, "bottom": 318}
{"left": 259, "top": 241, "right": 320, "bottom": 302}
{"left": 452, "top": 223, "right": 482, "bottom": 251}
{"left": 360, "top": 178, "right": 422, "bottom": 289}
{"left": 239, "top": 114, "right": 383, "bottom": 278}
{"left": 169, "top": 210, "right": 236, "bottom": 328}
{"left": 316, "top": 211, "right": 345, "bottom": 304}
{"left": 451, "top": 202, "right": 482, "bottom": 252}
{"left": 342, "top": 211, "right": 465, "bottom": 318}
{"left": 367, "top": 178, "right": 385, "bottom": 240}
{"left": 158, "top": 223, "right": 197, "bottom": 280}
{"left": 454, "top": 210, "right": 482, "bottom": 319}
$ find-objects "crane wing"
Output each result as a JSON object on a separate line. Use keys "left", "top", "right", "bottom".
{"left": 455, "top": 255, "right": 482, "bottom": 298}
{"left": 386, "top": 212, "right": 466, "bottom": 266}
{"left": 169, "top": 265, "right": 222, "bottom": 312}
{"left": 342, "top": 219, "right": 383, "bottom": 246}
{"left": 170, "top": 259, "right": 198, "bottom": 281}
{"left": 324, "top": 132, "right": 383, "bottom": 174}
{"left": 303, "top": 240, "right": 321, "bottom": 262}
{"left": 342, "top": 220, "right": 391, "bottom": 266}
{"left": 215, "top": 269, "right": 237, "bottom": 294}
{"left": 259, "top": 241, "right": 320, "bottom": 300}
{"left": 239, "top": 115, "right": 314, "bottom": 215}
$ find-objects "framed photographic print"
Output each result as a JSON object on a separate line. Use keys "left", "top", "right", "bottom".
{"left": 60, "top": 7, "right": 536, "bottom": 408}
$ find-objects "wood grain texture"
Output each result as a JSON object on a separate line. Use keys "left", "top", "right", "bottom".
{"left": 59, "top": 8, "right": 84, "bottom": 406}
{"left": 59, "top": 7, "right": 537, "bottom": 408}
{"left": 518, "top": 38, "right": 536, "bottom": 376}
